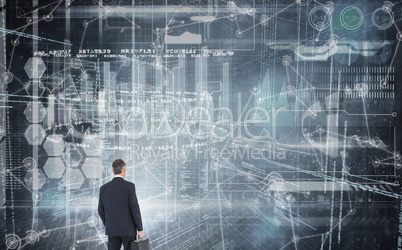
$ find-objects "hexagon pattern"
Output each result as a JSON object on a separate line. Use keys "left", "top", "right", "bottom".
{"left": 24, "top": 169, "right": 47, "bottom": 190}
{"left": 43, "top": 157, "right": 65, "bottom": 178}
{"left": 24, "top": 124, "right": 46, "bottom": 145}
{"left": 23, "top": 80, "right": 46, "bottom": 97}
{"left": 43, "top": 134, "right": 65, "bottom": 156}
{"left": 24, "top": 102, "right": 47, "bottom": 123}
{"left": 24, "top": 57, "right": 47, "bottom": 79}
{"left": 81, "top": 158, "right": 104, "bottom": 178}
{"left": 68, "top": 146, "right": 84, "bottom": 168}
{"left": 62, "top": 169, "right": 85, "bottom": 190}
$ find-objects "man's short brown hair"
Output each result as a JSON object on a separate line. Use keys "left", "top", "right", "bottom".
{"left": 112, "top": 159, "right": 126, "bottom": 174}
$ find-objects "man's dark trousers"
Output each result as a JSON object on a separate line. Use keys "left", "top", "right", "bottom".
{"left": 108, "top": 235, "right": 136, "bottom": 250}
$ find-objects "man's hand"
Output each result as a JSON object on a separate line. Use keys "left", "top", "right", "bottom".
{"left": 138, "top": 231, "right": 144, "bottom": 239}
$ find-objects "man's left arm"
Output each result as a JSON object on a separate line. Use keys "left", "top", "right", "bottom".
{"left": 128, "top": 184, "right": 143, "bottom": 232}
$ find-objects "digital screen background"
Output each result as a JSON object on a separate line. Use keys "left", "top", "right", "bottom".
{"left": 1, "top": 0, "right": 402, "bottom": 249}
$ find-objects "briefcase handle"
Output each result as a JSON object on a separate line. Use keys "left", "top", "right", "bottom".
{"left": 134, "top": 237, "right": 148, "bottom": 242}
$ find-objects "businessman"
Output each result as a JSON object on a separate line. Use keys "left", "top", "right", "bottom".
{"left": 98, "top": 159, "right": 144, "bottom": 250}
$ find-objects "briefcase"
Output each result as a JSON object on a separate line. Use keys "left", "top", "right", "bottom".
{"left": 131, "top": 238, "right": 149, "bottom": 250}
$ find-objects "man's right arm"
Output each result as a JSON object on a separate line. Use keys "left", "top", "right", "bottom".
{"left": 98, "top": 187, "right": 106, "bottom": 226}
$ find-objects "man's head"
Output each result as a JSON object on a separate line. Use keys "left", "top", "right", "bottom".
{"left": 112, "top": 159, "right": 126, "bottom": 177}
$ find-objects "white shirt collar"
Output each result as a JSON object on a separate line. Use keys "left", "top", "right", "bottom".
{"left": 114, "top": 175, "right": 124, "bottom": 179}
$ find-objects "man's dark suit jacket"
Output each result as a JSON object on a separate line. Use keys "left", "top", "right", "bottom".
{"left": 98, "top": 177, "right": 143, "bottom": 236}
